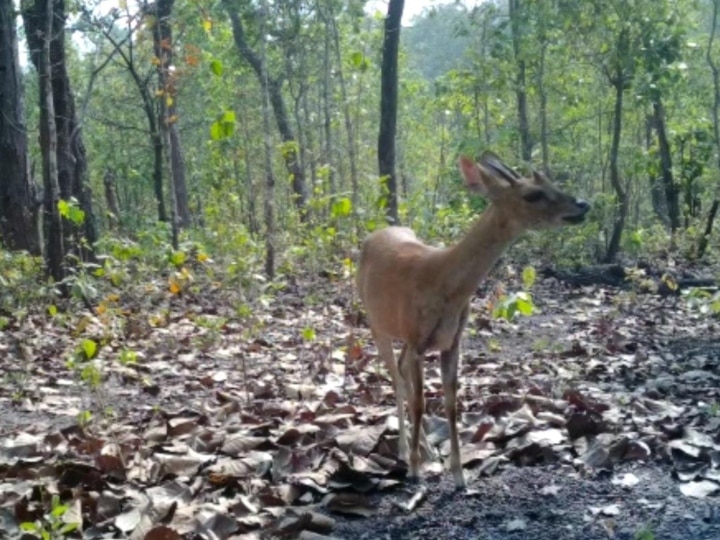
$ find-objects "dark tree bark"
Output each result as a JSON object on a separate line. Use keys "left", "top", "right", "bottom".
{"left": 378, "top": 0, "right": 404, "bottom": 225}
{"left": 699, "top": 0, "right": 720, "bottom": 258}
{"left": 509, "top": 0, "right": 532, "bottom": 162}
{"left": 652, "top": 98, "right": 680, "bottom": 232}
{"left": 0, "top": 0, "right": 40, "bottom": 253}
{"left": 23, "top": 0, "right": 64, "bottom": 281}
{"left": 605, "top": 63, "right": 629, "bottom": 263}
{"left": 147, "top": 0, "right": 191, "bottom": 230}
{"left": 23, "top": 0, "right": 97, "bottom": 277}
{"left": 223, "top": 0, "right": 307, "bottom": 220}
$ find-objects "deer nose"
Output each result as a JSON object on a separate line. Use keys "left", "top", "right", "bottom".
{"left": 576, "top": 199, "right": 590, "bottom": 213}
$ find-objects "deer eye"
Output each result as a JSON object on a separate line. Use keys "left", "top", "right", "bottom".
{"left": 523, "top": 190, "right": 546, "bottom": 203}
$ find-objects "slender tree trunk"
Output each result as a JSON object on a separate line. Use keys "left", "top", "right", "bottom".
{"left": 0, "top": 0, "right": 39, "bottom": 253}
{"left": 652, "top": 97, "right": 680, "bottom": 232}
{"left": 103, "top": 169, "right": 120, "bottom": 230}
{"left": 538, "top": 42, "right": 550, "bottom": 173}
{"left": 604, "top": 79, "right": 628, "bottom": 263}
{"left": 509, "top": 0, "right": 532, "bottom": 162}
{"left": 330, "top": 14, "right": 358, "bottom": 217}
{"left": 258, "top": 4, "right": 276, "bottom": 278}
{"left": 46, "top": 0, "right": 97, "bottom": 260}
{"left": 224, "top": 0, "right": 307, "bottom": 220}
{"left": 378, "top": 0, "right": 404, "bottom": 225}
{"left": 699, "top": 0, "right": 720, "bottom": 258}
{"left": 321, "top": 7, "right": 336, "bottom": 196}
{"left": 149, "top": 0, "right": 191, "bottom": 229}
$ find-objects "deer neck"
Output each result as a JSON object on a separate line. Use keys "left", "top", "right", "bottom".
{"left": 440, "top": 205, "right": 522, "bottom": 301}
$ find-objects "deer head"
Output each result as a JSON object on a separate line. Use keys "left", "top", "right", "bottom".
{"left": 459, "top": 151, "right": 590, "bottom": 230}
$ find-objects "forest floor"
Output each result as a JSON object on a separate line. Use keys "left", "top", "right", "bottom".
{"left": 1, "top": 264, "right": 719, "bottom": 540}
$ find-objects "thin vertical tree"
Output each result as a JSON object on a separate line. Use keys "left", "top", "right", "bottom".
{"left": 378, "top": 0, "right": 404, "bottom": 225}
{"left": 509, "top": 0, "right": 532, "bottom": 162}
{"left": 146, "top": 0, "right": 191, "bottom": 230}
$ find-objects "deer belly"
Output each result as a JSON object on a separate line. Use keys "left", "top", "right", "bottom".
{"left": 422, "top": 315, "right": 462, "bottom": 352}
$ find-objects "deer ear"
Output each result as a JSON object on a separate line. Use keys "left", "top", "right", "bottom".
{"left": 459, "top": 156, "right": 502, "bottom": 198}
{"left": 459, "top": 156, "right": 489, "bottom": 196}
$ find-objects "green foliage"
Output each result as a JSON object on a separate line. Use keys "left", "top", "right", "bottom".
{"left": 58, "top": 198, "right": 86, "bottom": 226}
{"left": 493, "top": 291, "right": 534, "bottom": 321}
{"left": 684, "top": 287, "right": 720, "bottom": 316}
{"left": 20, "top": 494, "right": 80, "bottom": 540}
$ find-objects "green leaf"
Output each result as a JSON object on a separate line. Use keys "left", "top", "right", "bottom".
{"left": 302, "top": 327, "right": 316, "bottom": 341}
{"left": 60, "top": 523, "right": 80, "bottom": 534}
{"left": 210, "top": 121, "right": 224, "bottom": 141}
{"left": 210, "top": 59, "right": 223, "bottom": 76}
{"left": 331, "top": 197, "right": 352, "bottom": 218}
{"left": 48, "top": 304, "right": 58, "bottom": 317}
{"left": 522, "top": 266, "right": 536, "bottom": 288}
{"left": 516, "top": 297, "right": 534, "bottom": 316}
{"left": 81, "top": 339, "right": 97, "bottom": 360}
{"left": 19, "top": 522, "right": 38, "bottom": 532}
{"left": 58, "top": 199, "right": 70, "bottom": 218}
{"left": 170, "top": 251, "right": 186, "bottom": 267}
{"left": 222, "top": 110, "right": 236, "bottom": 123}
{"left": 51, "top": 504, "right": 69, "bottom": 518}
{"left": 349, "top": 51, "right": 364, "bottom": 68}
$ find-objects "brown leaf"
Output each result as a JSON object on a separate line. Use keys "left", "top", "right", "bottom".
{"left": 144, "top": 525, "right": 182, "bottom": 540}
{"left": 322, "top": 492, "right": 374, "bottom": 517}
{"left": 335, "top": 424, "right": 385, "bottom": 456}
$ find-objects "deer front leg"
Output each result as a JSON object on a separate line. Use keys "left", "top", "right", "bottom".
{"left": 374, "top": 332, "right": 409, "bottom": 462}
{"left": 440, "top": 342, "right": 463, "bottom": 488}
{"left": 440, "top": 306, "right": 469, "bottom": 489}
{"left": 401, "top": 344, "right": 424, "bottom": 480}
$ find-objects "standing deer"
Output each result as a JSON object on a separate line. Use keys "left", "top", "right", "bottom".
{"left": 357, "top": 152, "right": 590, "bottom": 488}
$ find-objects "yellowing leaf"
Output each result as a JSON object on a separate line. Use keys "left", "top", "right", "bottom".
{"left": 202, "top": 18, "right": 212, "bottom": 33}
{"left": 169, "top": 279, "right": 181, "bottom": 295}
{"left": 197, "top": 252, "right": 209, "bottom": 263}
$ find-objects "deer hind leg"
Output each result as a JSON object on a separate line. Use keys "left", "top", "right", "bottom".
{"left": 373, "top": 331, "right": 409, "bottom": 461}
{"left": 400, "top": 344, "right": 425, "bottom": 480}
{"left": 440, "top": 306, "right": 469, "bottom": 489}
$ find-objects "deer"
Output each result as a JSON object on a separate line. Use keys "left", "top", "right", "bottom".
{"left": 356, "top": 151, "right": 590, "bottom": 489}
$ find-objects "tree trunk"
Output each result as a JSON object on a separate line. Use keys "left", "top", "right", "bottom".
{"left": 604, "top": 78, "right": 628, "bottom": 263}
{"left": 103, "top": 169, "right": 120, "bottom": 230}
{"left": 329, "top": 13, "right": 359, "bottom": 218}
{"left": 321, "top": 6, "right": 336, "bottom": 196}
{"left": 24, "top": 0, "right": 65, "bottom": 281}
{"left": 0, "top": 0, "right": 40, "bottom": 253}
{"left": 699, "top": 0, "right": 720, "bottom": 258}
{"left": 49, "top": 0, "right": 96, "bottom": 260}
{"left": 149, "top": 0, "right": 191, "bottom": 229}
{"left": 652, "top": 98, "right": 680, "bottom": 232}
{"left": 224, "top": 0, "right": 307, "bottom": 220}
{"left": 509, "top": 0, "right": 532, "bottom": 162}
{"left": 538, "top": 42, "right": 550, "bottom": 173}
{"left": 378, "top": 0, "right": 404, "bottom": 225}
